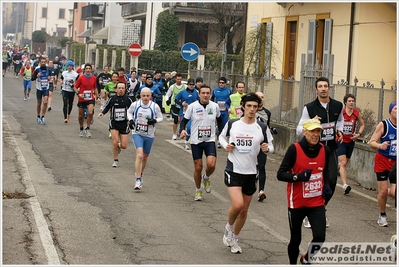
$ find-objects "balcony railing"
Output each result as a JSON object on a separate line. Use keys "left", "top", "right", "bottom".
{"left": 121, "top": 3, "right": 147, "bottom": 17}
{"left": 81, "top": 4, "right": 103, "bottom": 20}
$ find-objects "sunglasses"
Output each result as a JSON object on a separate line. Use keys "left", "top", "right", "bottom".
{"left": 219, "top": 81, "right": 225, "bottom": 84}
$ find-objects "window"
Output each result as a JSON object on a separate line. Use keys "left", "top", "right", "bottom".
{"left": 258, "top": 21, "right": 273, "bottom": 79}
{"left": 307, "top": 16, "right": 332, "bottom": 69}
{"left": 59, "top": 9, "right": 65, "bottom": 19}
{"left": 42, "top": 7, "right": 47, "bottom": 18}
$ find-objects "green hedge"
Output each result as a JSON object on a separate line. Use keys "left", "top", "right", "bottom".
{"left": 71, "top": 43, "right": 243, "bottom": 73}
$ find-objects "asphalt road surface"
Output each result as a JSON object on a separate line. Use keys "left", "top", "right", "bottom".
{"left": 2, "top": 72, "right": 397, "bottom": 265}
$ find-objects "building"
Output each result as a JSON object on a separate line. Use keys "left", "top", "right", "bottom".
{"left": 78, "top": 2, "right": 124, "bottom": 45}
{"left": 246, "top": 2, "right": 397, "bottom": 88}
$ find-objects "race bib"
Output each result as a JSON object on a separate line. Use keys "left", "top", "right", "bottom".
{"left": 198, "top": 126, "right": 211, "bottom": 140}
{"left": 234, "top": 135, "right": 254, "bottom": 153}
{"left": 15, "top": 60, "right": 20, "bottom": 64}
{"left": 389, "top": 140, "right": 397, "bottom": 157}
{"left": 102, "top": 78, "right": 109, "bottom": 86}
{"left": 114, "top": 108, "right": 126, "bottom": 121}
{"left": 320, "top": 122, "right": 335, "bottom": 141}
{"left": 343, "top": 121, "right": 354, "bottom": 135}
{"left": 40, "top": 78, "right": 49, "bottom": 88}
{"left": 83, "top": 90, "right": 92, "bottom": 100}
{"left": 218, "top": 101, "right": 226, "bottom": 111}
{"left": 234, "top": 106, "right": 243, "bottom": 117}
{"left": 135, "top": 119, "right": 148, "bottom": 133}
{"left": 302, "top": 172, "right": 323, "bottom": 198}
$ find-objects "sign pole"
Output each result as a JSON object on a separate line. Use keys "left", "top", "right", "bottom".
{"left": 188, "top": 61, "right": 191, "bottom": 79}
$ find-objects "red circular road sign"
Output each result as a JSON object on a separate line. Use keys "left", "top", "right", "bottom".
{"left": 128, "top": 43, "right": 142, "bottom": 57}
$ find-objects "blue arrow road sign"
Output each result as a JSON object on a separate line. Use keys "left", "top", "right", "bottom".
{"left": 181, "top": 42, "right": 200, "bottom": 61}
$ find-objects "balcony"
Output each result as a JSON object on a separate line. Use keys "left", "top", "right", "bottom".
{"left": 81, "top": 4, "right": 103, "bottom": 21}
{"left": 120, "top": 3, "right": 147, "bottom": 20}
{"left": 162, "top": 2, "right": 245, "bottom": 23}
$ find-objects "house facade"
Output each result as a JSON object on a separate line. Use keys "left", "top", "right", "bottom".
{"left": 246, "top": 2, "right": 397, "bottom": 88}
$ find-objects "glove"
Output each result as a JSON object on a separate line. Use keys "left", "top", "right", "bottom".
{"left": 147, "top": 118, "right": 157, "bottom": 125}
{"left": 128, "top": 120, "right": 135, "bottom": 129}
{"left": 271, "top": 127, "right": 278, "bottom": 135}
{"left": 166, "top": 99, "right": 171, "bottom": 106}
{"left": 297, "top": 169, "right": 312, "bottom": 181}
{"left": 322, "top": 183, "right": 332, "bottom": 198}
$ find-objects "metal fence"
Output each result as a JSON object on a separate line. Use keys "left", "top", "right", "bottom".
{"left": 190, "top": 54, "right": 396, "bottom": 142}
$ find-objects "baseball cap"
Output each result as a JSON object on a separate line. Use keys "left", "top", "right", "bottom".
{"left": 146, "top": 74, "right": 153, "bottom": 79}
{"left": 302, "top": 119, "right": 323, "bottom": 131}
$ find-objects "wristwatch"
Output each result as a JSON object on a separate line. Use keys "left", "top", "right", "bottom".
{"left": 293, "top": 175, "right": 298, "bottom": 181}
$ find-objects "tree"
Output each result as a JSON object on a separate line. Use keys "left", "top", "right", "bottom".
{"left": 32, "top": 30, "right": 48, "bottom": 43}
{"left": 154, "top": 10, "right": 179, "bottom": 51}
{"left": 191, "top": 3, "right": 247, "bottom": 55}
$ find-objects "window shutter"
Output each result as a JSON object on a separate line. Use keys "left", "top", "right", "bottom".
{"left": 264, "top": 22, "right": 273, "bottom": 79}
{"left": 322, "top": 18, "right": 333, "bottom": 70}
{"left": 255, "top": 23, "right": 262, "bottom": 74}
{"left": 307, "top": 20, "right": 316, "bottom": 66}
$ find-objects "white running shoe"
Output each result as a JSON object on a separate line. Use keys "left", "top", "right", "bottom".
{"left": 223, "top": 224, "right": 234, "bottom": 247}
{"left": 86, "top": 129, "right": 92, "bottom": 138}
{"left": 194, "top": 190, "right": 203, "bottom": 201}
{"left": 258, "top": 190, "right": 266, "bottom": 202}
{"left": 172, "top": 134, "right": 177, "bottom": 140}
{"left": 112, "top": 160, "right": 119, "bottom": 168}
{"left": 79, "top": 130, "right": 84, "bottom": 138}
{"left": 184, "top": 141, "right": 190, "bottom": 150}
{"left": 303, "top": 216, "right": 311, "bottom": 228}
{"left": 203, "top": 175, "right": 211, "bottom": 193}
{"left": 230, "top": 238, "right": 242, "bottom": 254}
{"left": 378, "top": 215, "right": 388, "bottom": 227}
{"left": 134, "top": 179, "right": 143, "bottom": 190}
{"left": 343, "top": 184, "right": 352, "bottom": 195}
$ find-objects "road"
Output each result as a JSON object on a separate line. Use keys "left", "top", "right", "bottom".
{"left": 2, "top": 72, "right": 397, "bottom": 265}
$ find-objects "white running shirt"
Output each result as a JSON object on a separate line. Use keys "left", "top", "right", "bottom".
{"left": 219, "top": 119, "right": 266, "bottom": 174}
{"left": 127, "top": 99, "right": 163, "bottom": 138}
{"left": 184, "top": 100, "right": 221, "bottom": 145}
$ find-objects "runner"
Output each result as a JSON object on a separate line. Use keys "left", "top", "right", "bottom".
{"left": 337, "top": 93, "right": 365, "bottom": 195}
{"left": 60, "top": 60, "right": 79, "bottom": 123}
{"left": 219, "top": 92, "right": 270, "bottom": 254}
{"left": 19, "top": 60, "right": 32, "bottom": 100}
{"left": 277, "top": 118, "right": 331, "bottom": 264}
{"left": 74, "top": 63, "right": 99, "bottom": 138}
{"left": 165, "top": 73, "right": 186, "bottom": 140}
{"left": 179, "top": 84, "right": 223, "bottom": 201}
{"left": 98, "top": 81, "right": 133, "bottom": 167}
{"left": 31, "top": 57, "right": 51, "bottom": 124}
{"left": 127, "top": 87, "right": 163, "bottom": 190}
{"left": 369, "top": 101, "right": 397, "bottom": 227}
{"left": 46, "top": 60, "right": 57, "bottom": 111}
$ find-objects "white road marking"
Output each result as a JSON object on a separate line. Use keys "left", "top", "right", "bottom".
{"left": 4, "top": 119, "right": 60, "bottom": 265}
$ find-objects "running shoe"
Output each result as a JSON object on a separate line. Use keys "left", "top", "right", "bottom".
{"left": 223, "top": 224, "right": 234, "bottom": 247}
{"left": 326, "top": 215, "right": 330, "bottom": 228}
{"left": 27, "top": 94, "right": 30, "bottom": 99}
{"left": 79, "top": 130, "right": 84, "bottom": 138}
{"left": 134, "top": 179, "right": 143, "bottom": 190}
{"left": 203, "top": 175, "right": 211, "bottom": 193}
{"left": 41, "top": 117, "right": 46, "bottom": 125}
{"left": 24, "top": 97, "right": 27, "bottom": 101}
{"left": 343, "top": 184, "right": 352, "bottom": 195}
{"left": 47, "top": 106, "right": 52, "bottom": 111}
{"left": 86, "top": 129, "right": 92, "bottom": 138}
{"left": 112, "top": 160, "right": 119, "bottom": 168}
{"left": 303, "top": 216, "right": 311, "bottom": 228}
{"left": 172, "top": 134, "right": 177, "bottom": 140}
{"left": 36, "top": 117, "right": 41, "bottom": 124}
{"left": 298, "top": 254, "right": 310, "bottom": 265}
{"left": 258, "top": 190, "right": 266, "bottom": 202}
{"left": 230, "top": 238, "right": 242, "bottom": 254}
{"left": 184, "top": 141, "right": 190, "bottom": 150}
{"left": 194, "top": 190, "right": 203, "bottom": 201}
{"left": 217, "top": 141, "right": 222, "bottom": 148}
{"left": 378, "top": 215, "right": 388, "bottom": 227}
